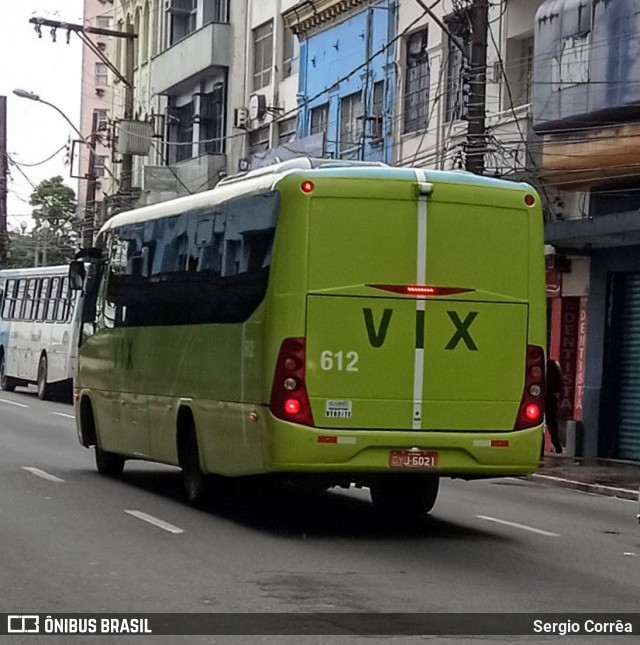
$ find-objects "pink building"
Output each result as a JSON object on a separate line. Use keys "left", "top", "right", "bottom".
{"left": 78, "top": 0, "right": 116, "bottom": 241}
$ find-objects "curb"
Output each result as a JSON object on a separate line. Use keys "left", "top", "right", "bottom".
{"left": 529, "top": 473, "right": 640, "bottom": 501}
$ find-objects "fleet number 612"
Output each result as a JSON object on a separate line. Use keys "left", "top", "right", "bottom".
{"left": 320, "top": 350, "right": 359, "bottom": 372}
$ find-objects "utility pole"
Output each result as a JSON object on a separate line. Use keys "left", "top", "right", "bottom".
{"left": 84, "top": 111, "right": 99, "bottom": 247}
{"left": 119, "top": 23, "right": 135, "bottom": 209}
{"left": 29, "top": 17, "right": 137, "bottom": 215}
{"left": 0, "top": 96, "right": 8, "bottom": 267}
{"left": 466, "top": 0, "right": 489, "bottom": 175}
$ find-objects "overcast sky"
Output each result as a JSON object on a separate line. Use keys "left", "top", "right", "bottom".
{"left": 1, "top": 0, "right": 83, "bottom": 232}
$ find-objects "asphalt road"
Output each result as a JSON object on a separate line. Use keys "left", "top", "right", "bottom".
{"left": 1, "top": 388, "right": 638, "bottom": 644}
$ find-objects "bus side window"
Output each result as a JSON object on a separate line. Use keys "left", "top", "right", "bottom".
{"left": 15, "top": 280, "right": 26, "bottom": 321}
{"left": 37, "top": 278, "right": 50, "bottom": 321}
{"left": 57, "top": 278, "right": 70, "bottom": 322}
{"left": 47, "top": 278, "right": 60, "bottom": 322}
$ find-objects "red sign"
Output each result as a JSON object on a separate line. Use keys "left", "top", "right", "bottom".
{"left": 573, "top": 296, "right": 589, "bottom": 421}
{"left": 558, "top": 297, "right": 580, "bottom": 417}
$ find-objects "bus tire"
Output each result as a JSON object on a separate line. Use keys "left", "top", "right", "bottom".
{"left": 181, "top": 429, "right": 209, "bottom": 507}
{"left": 370, "top": 476, "right": 439, "bottom": 520}
{"left": 37, "top": 354, "right": 52, "bottom": 401}
{"left": 0, "top": 351, "right": 17, "bottom": 392}
{"left": 95, "top": 446, "right": 125, "bottom": 477}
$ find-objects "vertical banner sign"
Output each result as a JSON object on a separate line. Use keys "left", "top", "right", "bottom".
{"left": 573, "top": 296, "right": 589, "bottom": 421}
{"left": 559, "top": 297, "right": 580, "bottom": 417}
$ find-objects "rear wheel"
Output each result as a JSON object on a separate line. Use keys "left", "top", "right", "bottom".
{"left": 37, "top": 354, "right": 52, "bottom": 401}
{"left": 0, "top": 351, "right": 16, "bottom": 392}
{"left": 370, "top": 477, "right": 440, "bottom": 521}
{"left": 182, "top": 429, "right": 209, "bottom": 507}
{"left": 95, "top": 445, "right": 125, "bottom": 477}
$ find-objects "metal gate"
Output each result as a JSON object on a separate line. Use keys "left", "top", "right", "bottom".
{"left": 613, "top": 273, "right": 640, "bottom": 460}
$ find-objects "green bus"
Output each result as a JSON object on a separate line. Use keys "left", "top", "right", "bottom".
{"left": 70, "top": 158, "right": 546, "bottom": 519}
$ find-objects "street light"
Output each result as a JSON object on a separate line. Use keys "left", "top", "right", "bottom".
{"left": 13, "top": 88, "right": 86, "bottom": 142}
{"left": 13, "top": 88, "right": 98, "bottom": 248}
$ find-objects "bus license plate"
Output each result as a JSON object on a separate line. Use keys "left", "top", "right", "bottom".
{"left": 389, "top": 450, "right": 438, "bottom": 469}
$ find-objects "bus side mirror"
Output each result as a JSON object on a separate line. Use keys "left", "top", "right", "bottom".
{"left": 69, "top": 260, "right": 86, "bottom": 291}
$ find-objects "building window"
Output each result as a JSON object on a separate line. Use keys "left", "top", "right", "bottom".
{"left": 339, "top": 92, "right": 363, "bottom": 158}
{"left": 248, "top": 126, "right": 270, "bottom": 155}
{"left": 199, "top": 83, "right": 225, "bottom": 155}
{"left": 504, "top": 36, "right": 534, "bottom": 109}
{"left": 282, "top": 24, "right": 296, "bottom": 78}
{"left": 404, "top": 29, "right": 430, "bottom": 133}
{"left": 168, "top": 99, "right": 194, "bottom": 163}
{"left": 278, "top": 117, "right": 296, "bottom": 144}
{"left": 207, "top": 0, "right": 229, "bottom": 23}
{"left": 445, "top": 11, "right": 471, "bottom": 122}
{"left": 96, "top": 16, "right": 111, "bottom": 29}
{"left": 95, "top": 62, "right": 109, "bottom": 86}
{"left": 371, "top": 81, "right": 384, "bottom": 141}
{"left": 167, "top": 0, "right": 198, "bottom": 47}
{"left": 94, "top": 109, "right": 109, "bottom": 131}
{"left": 94, "top": 156, "right": 107, "bottom": 178}
{"left": 310, "top": 103, "right": 328, "bottom": 136}
{"left": 253, "top": 21, "right": 273, "bottom": 90}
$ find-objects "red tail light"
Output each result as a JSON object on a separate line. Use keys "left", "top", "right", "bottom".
{"left": 270, "top": 338, "right": 314, "bottom": 426}
{"left": 514, "top": 345, "right": 545, "bottom": 430}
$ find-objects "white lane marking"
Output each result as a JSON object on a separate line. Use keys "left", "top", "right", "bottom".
{"left": 52, "top": 412, "right": 75, "bottom": 419}
{"left": 0, "top": 398, "right": 29, "bottom": 408}
{"left": 22, "top": 466, "right": 65, "bottom": 483}
{"left": 477, "top": 514, "right": 560, "bottom": 537}
{"left": 124, "top": 510, "right": 184, "bottom": 534}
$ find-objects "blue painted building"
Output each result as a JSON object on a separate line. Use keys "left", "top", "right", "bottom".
{"left": 283, "top": 0, "right": 396, "bottom": 163}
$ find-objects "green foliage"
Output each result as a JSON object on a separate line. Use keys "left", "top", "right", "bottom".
{"left": 4, "top": 176, "right": 79, "bottom": 268}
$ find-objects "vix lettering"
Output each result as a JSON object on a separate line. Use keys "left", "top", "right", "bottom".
{"left": 363, "top": 308, "right": 479, "bottom": 350}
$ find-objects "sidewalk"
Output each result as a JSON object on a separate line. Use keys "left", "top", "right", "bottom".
{"left": 531, "top": 453, "right": 640, "bottom": 502}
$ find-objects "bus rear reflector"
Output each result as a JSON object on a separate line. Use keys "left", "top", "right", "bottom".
{"left": 270, "top": 338, "right": 314, "bottom": 426}
{"left": 514, "top": 345, "right": 545, "bottom": 430}
{"left": 368, "top": 284, "right": 473, "bottom": 297}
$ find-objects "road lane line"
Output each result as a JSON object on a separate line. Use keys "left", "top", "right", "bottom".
{"left": 22, "top": 466, "right": 65, "bottom": 483}
{"left": 0, "top": 398, "right": 29, "bottom": 408}
{"left": 52, "top": 412, "right": 75, "bottom": 419}
{"left": 477, "top": 515, "right": 560, "bottom": 537}
{"left": 124, "top": 510, "right": 184, "bottom": 534}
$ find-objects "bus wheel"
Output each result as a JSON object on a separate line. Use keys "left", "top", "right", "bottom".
{"left": 369, "top": 477, "right": 439, "bottom": 520}
{"left": 95, "top": 446, "right": 125, "bottom": 477}
{"left": 0, "top": 352, "right": 16, "bottom": 392}
{"left": 37, "top": 354, "right": 52, "bottom": 401}
{"left": 181, "top": 430, "right": 208, "bottom": 507}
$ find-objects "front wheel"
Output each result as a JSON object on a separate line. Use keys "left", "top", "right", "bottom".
{"left": 370, "top": 477, "right": 440, "bottom": 521}
{"left": 37, "top": 354, "right": 52, "bottom": 401}
{"left": 95, "top": 446, "right": 125, "bottom": 477}
{"left": 0, "top": 352, "right": 16, "bottom": 392}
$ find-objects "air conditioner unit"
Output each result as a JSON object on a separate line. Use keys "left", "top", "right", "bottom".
{"left": 234, "top": 107, "right": 249, "bottom": 129}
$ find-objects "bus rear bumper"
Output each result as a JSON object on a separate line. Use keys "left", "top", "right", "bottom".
{"left": 265, "top": 418, "right": 542, "bottom": 477}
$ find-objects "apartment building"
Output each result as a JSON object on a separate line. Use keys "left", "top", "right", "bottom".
{"left": 78, "top": 0, "right": 118, "bottom": 237}
{"left": 533, "top": 0, "right": 640, "bottom": 462}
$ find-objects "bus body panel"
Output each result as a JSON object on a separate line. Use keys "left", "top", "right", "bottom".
{"left": 306, "top": 295, "right": 528, "bottom": 430}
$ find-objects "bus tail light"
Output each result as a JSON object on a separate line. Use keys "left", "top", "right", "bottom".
{"left": 514, "top": 345, "right": 545, "bottom": 430}
{"left": 270, "top": 338, "right": 314, "bottom": 426}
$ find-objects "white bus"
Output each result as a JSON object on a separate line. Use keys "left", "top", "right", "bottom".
{"left": 0, "top": 265, "right": 80, "bottom": 400}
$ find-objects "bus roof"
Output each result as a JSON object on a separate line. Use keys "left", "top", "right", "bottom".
{"left": 98, "top": 157, "right": 535, "bottom": 235}
{"left": 0, "top": 265, "right": 69, "bottom": 279}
